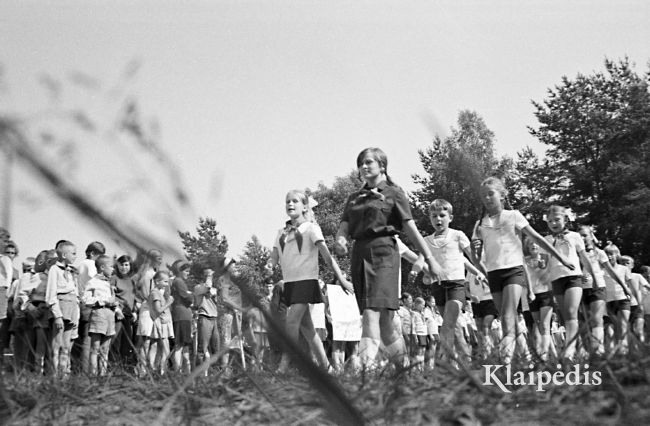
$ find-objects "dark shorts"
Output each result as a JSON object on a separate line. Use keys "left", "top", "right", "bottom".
{"left": 351, "top": 236, "right": 400, "bottom": 311}
{"left": 607, "top": 299, "right": 631, "bottom": 315}
{"left": 487, "top": 266, "right": 526, "bottom": 294}
{"left": 416, "top": 335, "right": 427, "bottom": 347}
{"left": 630, "top": 305, "right": 644, "bottom": 322}
{"left": 283, "top": 279, "right": 323, "bottom": 305}
{"left": 173, "top": 320, "right": 193, "bottom": 346}
{"left": 582, "top": 287, "right": 606, "bottom": 305}
{"left": 529, "top": 291, "right": 554, "bottom": 312}
{"left": 472, "top": 300, "right": 499, "bottom": 319}
{"left": 431, "top": 280, "right": 466, "bottom": 307}
{"left": 551, "top": 276, "right": 583, "bottom": 296}
{"left": 523, "top": 310, "right": 534, "bottom": 328}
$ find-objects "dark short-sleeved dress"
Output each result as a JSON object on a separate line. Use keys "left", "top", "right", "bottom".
{"left": 341, "top": 180, "right": 412, "bottom": 311}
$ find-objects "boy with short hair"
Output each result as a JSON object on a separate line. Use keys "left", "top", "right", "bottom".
{"left": 83, "top": 255, "right": 119, "bottom": 375}
{"left": 423, "top": 199, "right": 484, "bottom": 362}
{"left": 46, "top": 240, "right": 79, "bottom": 376}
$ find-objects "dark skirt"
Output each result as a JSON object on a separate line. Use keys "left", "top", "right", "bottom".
{"left": 351, "top": 236, "right": 400, "bottom": 311}
{"left": 283, "top": 279, "right": 323, "bottom": 305}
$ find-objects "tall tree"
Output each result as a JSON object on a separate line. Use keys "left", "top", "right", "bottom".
{"left": 178, "top": 217, "right": 228, "bottom": 282}
{"left": 310, "top": 171, "right": 360, "bottom": 284}
{"left": 237, "top": 234, "right": 279, "bottom": 301}
{"left": 411, "top": 110, "right": 507, "bottom": 237}
{"left": 530, "top": 57, "right": 650, "bottom": 259}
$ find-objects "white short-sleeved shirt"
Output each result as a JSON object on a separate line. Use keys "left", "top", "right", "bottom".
{"left": 640, "top": 274, "right": 650, "bottom": 312}
{"left": 472, "top": 210, "right": 529, "bottom": 272}
{"left": 424, "top": 229, "right": 470, "bottom": 281}
{"left": 604, "top": 263, "right": 631, "bottom": 302}
{"left": 524, "top": 254, "right": 552, "bottom": 294}
{"left": 274, "top": 221, "right": 324, "bottom": 282}
{"left": 467, "top": 272, "right": 492, "bottom": 301}
{"left": 544, "top": 231, "right": 584, "bottom": 281}
{"left": 582, "top": 248, "right": 608, "bottom": 289}
{"left": 629, "top": 272, "right": 646, "bottom": 306}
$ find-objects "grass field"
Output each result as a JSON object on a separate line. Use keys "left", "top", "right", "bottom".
{"left": 2, "top": 351, "right": 650, "bottom": 426}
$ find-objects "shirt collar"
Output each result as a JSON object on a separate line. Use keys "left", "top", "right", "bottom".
{"left": 363, "top": 180, "right": 389, "bottom": 192}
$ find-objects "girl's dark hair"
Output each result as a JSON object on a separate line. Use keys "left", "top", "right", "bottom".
{"left": 356, "top": 147, "right": 395, "bottom": 185}
{"left": 85, "top": 241, "right": 106, "bottom": 258}
{"left": 115, "top": 254, "right": 135, "bottom": 278}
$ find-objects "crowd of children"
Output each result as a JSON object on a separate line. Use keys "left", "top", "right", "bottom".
{"left": 1, "top": 149, "right": 650, "bottom": 378}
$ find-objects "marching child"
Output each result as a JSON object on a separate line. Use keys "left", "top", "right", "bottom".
{"left": 620, "top": 256, "right": 646, "bottom": 344}
{"left": 46, "top": 241, "right": 79, "bottom": 376}
{"left": 83, "top": 255, "right": 120, "bottom": 375}
{"left": 471, "top": 178, "right": 574, "bottom": 364}
{"left": 424, "top": 199, "right": 484, "bottom": 362}
{"left": 267, "top": 189, "right": 353, "bottom": 373}
{"left": 544, "top": 205, "right": 595, "bottom": 362}
{"left": 194, "top": 268, "right": 220, "bottom": 373}
{"left": 523, "top": 238, "right": 553, "bottom": 361}
{"left": 578, "top": 226, "right": 614, "bottom": 355}
{"left": 603, "top": 245, "right": 632, "bottom": 354}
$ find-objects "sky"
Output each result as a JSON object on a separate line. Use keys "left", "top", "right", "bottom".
{"left": 1, "top": 0, "right": 649, "bottom": 265}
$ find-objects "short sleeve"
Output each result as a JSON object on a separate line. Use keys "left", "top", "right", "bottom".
{"left": 597, "top": 249, "right": 608, "bottom": 264}
{"left": 572, "top": 233, "right": 585, "bottom": 252}
{"left": 395, "top": 237, "right": 409, "bottom": 256}
{"left": 513, "top": 210, "right": 529, "bottom": 231}
{"left": 392, "top": 187, "right": 413, "bottom": 222}
{"left": 456, "top": 230, "right": 470, "bottom": 250}
{"left": 309, "top": 223, "right": 325, "bottom": 244}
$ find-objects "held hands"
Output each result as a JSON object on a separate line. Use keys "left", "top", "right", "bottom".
{"left": 339, "top": 278, "right": 354, "bottom": 295}
{"left": 54, "top": 317, "right": 64, "bottom": 331}
{"left": 425, "top": 257, "right": 442, "bottom": 286}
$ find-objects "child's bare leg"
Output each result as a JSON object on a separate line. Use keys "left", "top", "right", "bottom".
{"left": 89, "top": 334, "right": 101, "bottom": 375}
{"left": 148, "top": 339, "right": 158, "bottom": 370}
{"left": 441, "top": 300, "right": 461, "bottom": 359}
{"left": 559, "top": 287, "right": 582, "bottom": 360}
{"left": 537, "top": 306, "right": 553, "bottom": 361}
{"left": 99, "top": 336, "right": 111, "bottom": 375}
{"left": 494, "top": 287, "right": 521, "bottom": 364}
{"left": 159, "top": 339, "right": 170, "bottom": 374}
{"left": 619, "top": 310, "right": 630, "bottom": 353}
{"left": 298, "top": 309, "right": 328, "bottom": 369}
{"left": 589, "top": 300, "right": 606, "bottom": 354}
{"left": 379, "top": 309, "right": 408, "bottom": 367}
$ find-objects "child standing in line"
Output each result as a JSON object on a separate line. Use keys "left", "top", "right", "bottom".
{"left": 135, "top": 249, "right": 162, "bottom": 376}
{"left": 267, "top": 189, "right": 353, "bottom": 373}
{"left": 170, "top": 259, "right": 194, "bottom": 374}
{"left": 194, "top": 268, "right": 220, "bottom": 373}
{"left": 523, "top": 238, "right": 553, "bottom": 361}
{"left": 397, "top": 293, "right": 414, "bottom": 360}
{"left": 411, "top": 297, "right": 428, "bottom": 370}
{"left": 83, "top": 255, "right": 120, "bottom": 376}
{"left": 423, "top": 296, "right": 440, "bottom": 368}
{"left": 471, "top": 178, "right": 574, "bottom": 364}
{"left": 110, "top": 254, "right": 138, "bottom": 365}
{"left": 46, "top": 241, "right": 79, "bottom": 376}
{"left": 75, "top": 241, "right": 106, "bottom": 374}
{"left": 149, "top": 270, "right": 174, "bottom": 375}
{"left": 424, "top": 199, "right": 484, "bottom": 363}
{"left": 14, "top": 250, "right": 56, "bottom": 373}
